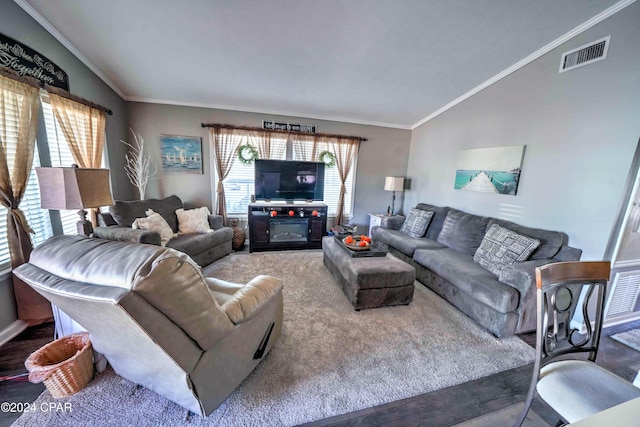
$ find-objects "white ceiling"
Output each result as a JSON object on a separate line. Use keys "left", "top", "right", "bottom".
{"left": 18, "top": 0, "right": 626, "bottom": 129}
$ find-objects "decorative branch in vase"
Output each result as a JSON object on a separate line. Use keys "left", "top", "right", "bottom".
{"left": 121, "top": 129, "right": 157, "bottom": 200}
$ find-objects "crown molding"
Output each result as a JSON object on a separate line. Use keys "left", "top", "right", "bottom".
{"left": 411, "top": 0, "right": 637, "bottom": 130}
{"left": 126, "top": 96, "right": 414, "bottom": 130}
{"left": 14, "top": 0, "right": 126, "bottom": 99}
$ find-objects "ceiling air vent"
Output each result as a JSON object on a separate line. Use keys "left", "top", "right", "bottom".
{"left": 559, "top": 36, "right": 610, "bottom": 73}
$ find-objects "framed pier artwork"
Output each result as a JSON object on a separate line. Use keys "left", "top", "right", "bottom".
{"left": 454, "top": 145, "right": 525, "bottom": 195}
{"left": 160, "top": 135, "right": 203, "bottom": 174}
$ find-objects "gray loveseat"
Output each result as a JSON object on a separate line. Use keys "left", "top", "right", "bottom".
{"left": 372, "top": 203, "right": 582, "bottom": 337}
{"left": 93, "top": 195, "right": 232, "bottom": 266}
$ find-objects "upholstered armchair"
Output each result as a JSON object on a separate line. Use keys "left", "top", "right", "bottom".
{"left": 13, "top": 235, "right": 283, "bottom": 416}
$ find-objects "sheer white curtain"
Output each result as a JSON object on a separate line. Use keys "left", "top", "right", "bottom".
{"left": 210, "top": 127, "right": 244, "bottom": 220}
{"left": 47, "top": 92, "right": 107, "bottom": 225}
{"left": 0, "top": 70, "right": 52, "bottom": 325}
{"left": 292, "top": 134, "right": 318, "bottom": 161}
{"left": 330, "top": 138, "right": 359, "bottom": 225}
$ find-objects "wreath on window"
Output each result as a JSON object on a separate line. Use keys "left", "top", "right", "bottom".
{"left": 318, "top": 150, "right": 336, "bottom": 168}
{"left": 237, "top": 144, "right": 259, "bottom": 164}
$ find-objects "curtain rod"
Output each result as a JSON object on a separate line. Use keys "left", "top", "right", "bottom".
{"left": 200, "top": 123, "right": 367, "bottom": 142}
{"left": 0, "top": 67, "right": 42, "bottom": 89}
{"left": 0, "top": 67, "right": 113, "bottom": 116}
{"left": 45, "top": 84, "right": 113, "bottom": 116}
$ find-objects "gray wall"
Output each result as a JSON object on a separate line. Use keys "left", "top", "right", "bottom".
{"left": 0, "top": 0, "right": 130, "bottom": 332}
{"left": 405, "top": 2, "right": 640, "bottom": 261}
{"left": 128, "top": 102, "right": 412, "bottom": 226}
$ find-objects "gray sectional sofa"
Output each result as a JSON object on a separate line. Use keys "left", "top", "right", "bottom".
{"left": 93, "top": 195, "right": 233, "bottom": 266}
{"left": 371, "top": 203, "right": 582, "bottom": 337}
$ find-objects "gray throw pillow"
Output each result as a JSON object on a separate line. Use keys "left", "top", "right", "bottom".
{"left": 474, "top": 224, "right": 541, "bottom": 276}
{"left": 399, "top": 208, "right": 434, "bottom": 238}
{"left": 437, "top": 210, "right": 490, "bottom": 256}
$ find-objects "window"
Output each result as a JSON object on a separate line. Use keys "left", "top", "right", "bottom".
{"left": 214, "top": 130, "right": 357, "bottom": 218}
{"left": 291, "top": 137, "right": 355, "bottom": 217}
{"left": 0, "top": 90, "right": 110, "bottom": 269}
{"left": 40, "top": 94, "right": 82, "bottom": 235}
{"left": 223, "top": 135, "right": 287, "bottom": 215}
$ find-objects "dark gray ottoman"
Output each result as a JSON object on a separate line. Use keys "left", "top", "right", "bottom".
{"left": 322, "top": 236, "right": 416, "bottom": 310}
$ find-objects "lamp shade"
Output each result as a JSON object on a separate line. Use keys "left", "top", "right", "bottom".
{"left": 36, "top": 167, "right": 114, "bottom": 210}
{"left": 384, "top": 176, "right": 404, "bottom": 192}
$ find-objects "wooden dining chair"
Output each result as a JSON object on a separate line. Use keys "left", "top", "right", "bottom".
{"left": 515, "top": 261, "right": 640, "bottom": 426}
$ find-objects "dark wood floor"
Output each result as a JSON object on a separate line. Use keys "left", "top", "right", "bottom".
{"left": 0, "top": 322, "right": 53, "bottom": 426}
{"left": 2, "top": 318, "right": 640, "bottom": 427}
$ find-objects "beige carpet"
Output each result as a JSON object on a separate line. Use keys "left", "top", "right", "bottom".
{"left": 14, "top": 250, "right": 534, "bottom": 427}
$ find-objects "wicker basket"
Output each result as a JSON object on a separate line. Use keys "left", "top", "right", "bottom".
{"left": 25, "top": 332, "right": 94, "bottom": 398}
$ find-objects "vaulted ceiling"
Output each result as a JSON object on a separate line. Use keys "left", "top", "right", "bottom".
{"left": 18, "top": 0, "right": 624, "bottom": 128}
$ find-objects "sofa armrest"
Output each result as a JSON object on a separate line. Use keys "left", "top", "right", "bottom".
{"left": 499, "top": 259, "right": 553, "bottom": 298}
{"left": 93, "top": 226, "right": 162, "bottom": 246}
{"left": 499, "top": 259, "right": 555, "bottom": 332}
{"left": 208, "top": 214, "right": 224, "bottom": 230}
{"left": 220, "top": 275, "right": 283, "bottom": 324}
{"left": 553, "top": 245, "right": 582, "bottom": 261}
{"left": 380, "top": 215, "right": 405, "bottom": 230}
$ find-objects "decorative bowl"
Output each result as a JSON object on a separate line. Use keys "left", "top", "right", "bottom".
{"left": 342, "top": 236, "right": 371, "bottom": 251}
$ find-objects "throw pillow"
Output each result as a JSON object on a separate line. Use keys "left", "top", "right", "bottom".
{"left": 437, "top": 210, "right": 490, "bottom": 256}
{"left": 473, "top": 224, "right": 541, "bottom": 276}
{"left": 176, "top": 207, "right": 211, "bottom": 234}
{"left": 131, "top": 209, "right": 175, "bottom": 246}
{"left": 399, "top": 208, "right": 434, "bottom": 238}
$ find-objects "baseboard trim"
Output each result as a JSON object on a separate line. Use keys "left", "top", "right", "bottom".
{"left": 0, "top": 319, "right": 28, "bottom": 347}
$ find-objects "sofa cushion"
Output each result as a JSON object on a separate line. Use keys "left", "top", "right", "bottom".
{"left": 414, "top": 248, "right": 519, "bottom": 313}
{"left": 110, "top": 195, "right": 183, "bottom": 232}
{"left": 437, "top": 209, "right": 490, "bottom": 256}
{"left": 132, "top": 209, "right": 176, "bottom": 246}
{"left": 473, "top": 224, "right": 540, "bottom": 276}
{"left": 487, "top": 219, "right": 567, "bottom": 260}
{"left": 372, "top": 228, "right": 446, "bottom": 257}
{"left": 399, "top": 208, "right": 434, "bottom": 238}
{"left": 176, "top": 207, "right": 211, "bottom": 233}
{"left": 415, "top": 204, "right": 450, "bottom": 240}
{"left": 167, "top": 229, "right": 231, "bottom": 255}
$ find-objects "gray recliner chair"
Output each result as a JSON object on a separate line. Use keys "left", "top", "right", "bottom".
{"left": 13, "top": 235, "right": 283, "bottom": 416}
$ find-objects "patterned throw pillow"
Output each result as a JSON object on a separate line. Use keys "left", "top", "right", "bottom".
{"left": 474, "top": 224, "right": 541, "bottom": 276}
{"left": 176, "top": 207, "right": 211, "bottom": 234}
{"left": 132, "top": 209, "right": 176, "bottom": 246}
{"left": 399, "top": 208, "right": 434, "bottom": 238}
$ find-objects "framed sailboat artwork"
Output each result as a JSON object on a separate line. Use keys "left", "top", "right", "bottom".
{"left": 160, "top": 135, "right": 203, "bottom": 174}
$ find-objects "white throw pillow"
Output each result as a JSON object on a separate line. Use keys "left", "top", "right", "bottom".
{"left": 132, "top": 209, "right": 175, "bottom": 246}
{"left": 176, "top": 207, "right": 211, "bottom": 234}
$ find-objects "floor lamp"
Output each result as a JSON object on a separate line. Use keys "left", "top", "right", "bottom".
{"left": 384, "top": 176, "right": 404, "bottom": 215}
{"left": 36, "top": 165, "right": 114, "bottom": 236}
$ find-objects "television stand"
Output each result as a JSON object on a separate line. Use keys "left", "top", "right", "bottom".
{"left": 248, "top": 202, "right": 328, "bottom": 252}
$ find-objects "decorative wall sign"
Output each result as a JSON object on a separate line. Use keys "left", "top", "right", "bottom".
{"left": 454, "top": 145, "right": 525, "bottom": 195}
{"left": 0, "top": 32, "right": 69, "bottom": 90}
{"left": 160, "top": 135, "right": 203, "bottom": 174}
{"left": 263, "top": 121, "right": 316, "bottom": 133}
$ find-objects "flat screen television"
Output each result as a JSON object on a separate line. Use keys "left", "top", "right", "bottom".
{"left": 254, "top": 159, "right": 325, "bottom": 202}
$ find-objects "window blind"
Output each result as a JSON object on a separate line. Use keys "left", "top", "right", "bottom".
{"left": 41, "top": 94, "right": 80, "bottom": 235}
